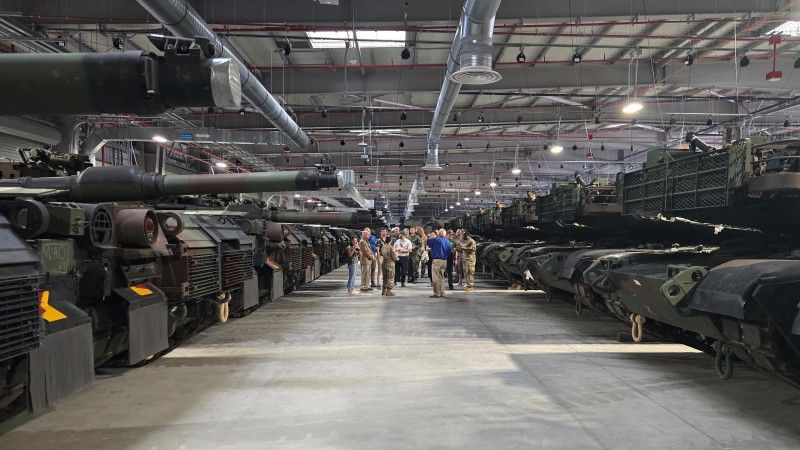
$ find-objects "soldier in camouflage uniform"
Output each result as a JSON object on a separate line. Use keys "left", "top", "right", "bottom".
{"left": 380, "top": 235, "right": 398, "bottom": 296}
{"left": 461, "top": 230, "right": 478, "bottom": 292}
{"left": 409, "top": 228, "right": 423, "bottom": 283}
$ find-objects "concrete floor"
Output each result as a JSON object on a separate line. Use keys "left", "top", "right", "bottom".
{"left": 2, "top": 268, "right": 800, "bottom": 449}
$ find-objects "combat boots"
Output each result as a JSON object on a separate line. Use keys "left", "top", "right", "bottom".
{"left": 385, "top": 289, "right": 396, "bottom": 297}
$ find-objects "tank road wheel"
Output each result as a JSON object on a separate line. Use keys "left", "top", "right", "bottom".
{"left": 630, "top": 314, "right": 646, "bottom": 343}
{"left": 216, "top": 292, "right": 231, "bottom": 324}
{"left": 714, "top": 342, "right": 734, "bottom": 380}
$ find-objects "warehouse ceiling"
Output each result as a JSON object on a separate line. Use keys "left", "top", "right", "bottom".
{"left": 1, "top": 0, "right": 799, "bottom": 222}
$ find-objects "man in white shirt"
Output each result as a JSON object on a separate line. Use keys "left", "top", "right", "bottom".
{"left": 393, "top": 230, "right": 413, "bottom": 287}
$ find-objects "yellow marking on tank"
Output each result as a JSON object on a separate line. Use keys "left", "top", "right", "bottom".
{"left": 40, "top": 290, "right": 66, "bottom": 322}
{"left": 130, "top": 284, "right": 154, "bottom": 296}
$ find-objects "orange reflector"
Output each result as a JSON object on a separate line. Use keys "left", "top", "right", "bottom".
{"left": 130, "top": 284, "right": 154, "bottom": 296}
{"left": 40, "top": 290, "right": 66, "bottom": 322}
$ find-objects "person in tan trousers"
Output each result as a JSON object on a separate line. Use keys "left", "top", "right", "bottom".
{"left": 358, "top": 228, "right": 374, "bottom": 291}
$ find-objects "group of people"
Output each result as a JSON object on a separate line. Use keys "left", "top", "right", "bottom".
{"left": 345, "top": 226, "right": 477, "bottom": 298}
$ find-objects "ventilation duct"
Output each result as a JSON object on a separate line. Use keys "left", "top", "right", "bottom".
{"left": 135, "top": 0, "right": 311, "bottom": 148}
{"left": 81, "top": 126, "right": 287, "bottom": 158}
{"left": 413, "top": 172, "right": 426, "bottom": 194}
{"left": 423, "top": 0, "right": 503, "bottom": 171}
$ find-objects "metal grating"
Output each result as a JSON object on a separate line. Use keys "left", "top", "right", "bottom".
{"left": 302, "top": 248, "right": 313, "bottom": 269}
{"left": 290, "top": 247, "right": 302, "bottom": 270}
{"left": 624, "top": 149, "right": 734, "bottom": 215}
{"left": 185, "top": 252, "right": 220, "bottom": 298}
{"left": 0, "top": 274, "right": 40, "bottom": 362}
{"left": 538, "top": 184, "right": 579, "bottom": 223}
{"left": 222, "top": 250, "right": 254, "bottom": 288}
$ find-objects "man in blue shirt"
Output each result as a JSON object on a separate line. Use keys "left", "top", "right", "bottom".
{"left": 427, "top": 229, "right": 452, "bottom": 298}
{"left": 368, "top": 231, "right": 379, "bottom": 287}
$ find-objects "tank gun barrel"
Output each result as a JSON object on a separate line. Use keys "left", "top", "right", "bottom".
{"left": 0, "top": 35, "right": 241, "bottom": 115}
{"left": 0, "top": 166, "right": 344, "bottom": 202}
{"left": 226, "top": 204, "right": 374, "bottom": 226}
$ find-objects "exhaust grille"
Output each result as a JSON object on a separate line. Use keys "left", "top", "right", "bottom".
{"left": 185, "top": 252, "right": 219, "bottom": 298}
{"left": 222, "top": 250, "right": 254, "bottom": 288}
{"left": 0, "top": 274, "right": 40, "bottom": 362}
{"left": 302, "top": 248, "right": 313, "bottom": 269}
{"left": 290, "top": 247, "right": 302, "bottom": 271}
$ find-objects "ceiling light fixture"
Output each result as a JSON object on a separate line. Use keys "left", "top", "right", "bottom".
{"left": 152, "top": 135, "right": 168, "bottom": 143}
{"left": 283, "top": 42, "right": 292, "bottom": 56}
{"left": 400, "top": 111, "right": 407, "bottom": 121}
{"left": 478, "top": 113, "right": 485, "bottom": 123}
{"left": 550, "top": 144, "right": 564, "bottom": 154}
{"left": 622, "top": 99, "right": 644, "bottom": 115}
{"left": 684, "top": 52, "right": 694, "bottom": 66}
{"left": 740, "top": 54, "right": 750, "bottom": 67}
{"left": 215, "top": 162, "right": 227, "bottom": 168}
{"left": 474, "top": 190, "right": 481, "bottom": 196}
{"left": 401, "top": 46, "right": 411, "bottom": 60}
{"left": 516, "top": 47, "right": 526, "bottom": 63}
{"left": 489, "top": 181, "right": 497, "bottom": 188}
{"left": 456, "top": 142, "right": 463, "bottom": 149}
{"left": 321, "top": 108, "right": 328, "bottom": 118}
{"left": 112, "top": 36, "right": 124, "bottom": 50}
{"left": 572, "top": 49, "right": 583, "bottom": 64}
{"left": 399, "top": 141, "right": 405, "bottom": 148}
{"left": 511, "top": 144, "right": 521, "bottom": 175}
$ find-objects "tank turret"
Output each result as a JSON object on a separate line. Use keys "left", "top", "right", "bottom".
{"left": 0, "top": 165, "right": 346, "bottom": 203}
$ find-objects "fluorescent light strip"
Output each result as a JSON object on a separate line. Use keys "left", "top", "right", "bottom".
{"left": 307, "top": 30, "right": 406, "bottom": 48}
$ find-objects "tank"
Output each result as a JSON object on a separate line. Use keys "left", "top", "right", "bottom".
{"left": 0, "top": 35, "right": 241, "bottom": 115}
{"left": 686, "top": 259, "right": 800, "bottom": 381}
{"left": 0, "top": 164, "right": 348, "bottom": 415}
